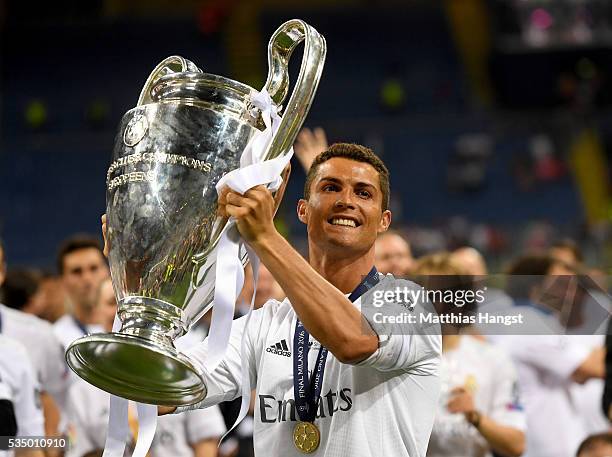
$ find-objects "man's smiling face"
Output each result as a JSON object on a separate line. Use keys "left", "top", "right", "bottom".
{"left": 298, "top": 157, "right": 391, "bottom": 253}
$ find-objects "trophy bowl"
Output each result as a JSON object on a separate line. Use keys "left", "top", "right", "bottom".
{"left": 66, "top": 19, "right": 326, "bottom": 406}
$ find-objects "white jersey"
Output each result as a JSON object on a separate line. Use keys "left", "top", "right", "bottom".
{"left": 65, "top": 380, "right": 226, "bottom": 457}
{"left": 0, "top": 304, "right": 68, "bottom": 403}
{"left": 0, "top": 335, "right": 44, "bottom": 437}
{"left": 492, "top": 306, "right": 591, "bottom": 457}
{"left": 53, "top": 313, "right": 105, "bottom": 399}
{"left": 180, "top": 275, "right": 441, "bottom": 457}
{"left": 53, "top": 314, "right": 105, "bottom": 353}
{"left": 427, "top": 336, "right": 525, "bottom": 457}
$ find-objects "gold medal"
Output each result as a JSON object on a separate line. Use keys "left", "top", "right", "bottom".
{"left": 293, "top": 421, "right": 320, "bottom": 454}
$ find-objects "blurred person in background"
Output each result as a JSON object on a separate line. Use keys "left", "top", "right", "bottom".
{"left": 374, "top": 230, "right": 414, "bottom": 276}
{"left": 549, "top": 238, "right": 583, "bottom": 268}
{"left": 53, "top": 236, "right": 108, "bottom": 352}
{"left": 548, "top": 240, "right": 611, "bottom": 433}
{"left": 91, "top": 278, "right": 116, "bottom": 334}
{"left": 37, "top": 273, "right": 67, "bottom": 324}
{"left": 236, "top": 263, "right": 285, "bottom": 315}
{"left": 413, "top": 253, "right": 525, "bottom": 457}
{"left": 65, "top": 278, "right": 226, "bottom": 457}
{"left": 451, "top": 247, "right": 487, "bottom": 277}
{"left": 548, "top": 238, "right": 609, "bottom": 333}
{"left": 575, "top": 433, "right": 612, "bottom": 457}
{"left": 0, "top": 241, "right": 67, "bottom": 448}
{"left": 0, "top": 269, "right": 46, "bottom": 317}
{"left": 451, "top": 246, "right": 516, "bottom": 322}
{"left": 0, "top": 334, "right": 45, "bottom": 457}
{"left": 494, "top": 254, "right": 605, "bottom": 457}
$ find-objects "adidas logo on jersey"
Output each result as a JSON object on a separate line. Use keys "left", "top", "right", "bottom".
{"left": 266, "top": 339, "right": 291, "bottom": 357}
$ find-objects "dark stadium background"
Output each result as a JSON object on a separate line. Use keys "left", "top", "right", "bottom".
{"left": 0, "top": 0, "right": 610, "bottom": 272}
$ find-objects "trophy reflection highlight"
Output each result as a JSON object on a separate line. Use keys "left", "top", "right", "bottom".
{"left": 66, "top": 19, "right": 326, "bottom": 406}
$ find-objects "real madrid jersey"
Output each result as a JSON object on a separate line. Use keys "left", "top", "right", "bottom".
{"left": 180, "top": 275, "right": 442, "bottom": 457}
{"left": 427, "top": 336, "right": 525, "bottom": 457}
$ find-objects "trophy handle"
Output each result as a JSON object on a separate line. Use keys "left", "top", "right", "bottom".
{"left": 137, "top": 56, "right": 202, "bottom": 106}
{"left": 262, "top": 19, "right": 327, "bottom": 160}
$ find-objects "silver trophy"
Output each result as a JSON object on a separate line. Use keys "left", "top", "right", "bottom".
{"left": 66, "top": 19, "right": 326, "bottom": 406}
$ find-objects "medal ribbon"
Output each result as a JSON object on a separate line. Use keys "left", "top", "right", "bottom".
{"left": 71, "top": 315, "right": 89, "bottom": 336}
{"left": 292, "top": 267, "right": 380, "bottom": 423}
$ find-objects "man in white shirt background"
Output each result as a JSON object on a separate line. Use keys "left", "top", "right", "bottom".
{"left": 374, "top": 230, "right": 415, "bottom": 277}
{"left": 52, "top": 236, "right": 108, "bottom": 360}
{"left": 412, "top": 252, "right": 525, "bottom": 457}
{"left": 494, "top": 254, "right": 605, "bottom": 457}
{"left": 0, "top": 240, "right": 66, "bottom": 450}
{"left": 0, "top": 335, "right": 45, "bottom": 457}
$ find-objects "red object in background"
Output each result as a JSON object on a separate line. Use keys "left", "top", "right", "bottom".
{"left": 197, "top": 1, "right": 233, "bottom": 35}
{"left": 534, "top": 154, "right": 566, "bottom": 181}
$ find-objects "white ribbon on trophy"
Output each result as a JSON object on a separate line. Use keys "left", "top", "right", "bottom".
{"left": 103, "top": 88, "right": 293, "bottom": 457}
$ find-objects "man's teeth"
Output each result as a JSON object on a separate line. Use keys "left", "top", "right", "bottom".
{"left": 331, "top": 218, "right": 356, "bottom": 227}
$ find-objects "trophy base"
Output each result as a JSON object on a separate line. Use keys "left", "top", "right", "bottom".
{"left": 66, "top": 332, "right": 206, "bottom": 406}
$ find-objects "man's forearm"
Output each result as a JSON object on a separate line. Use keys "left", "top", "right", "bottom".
{"left": 252, "top": 233, "right": 378, "bottom": 363}
{"left": 475, "top": 415, "right": 525, "bottom": 457}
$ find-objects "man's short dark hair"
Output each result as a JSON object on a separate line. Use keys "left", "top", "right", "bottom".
{"left": 0, "top": 268, "right": 41, "bottom": 310}
{"left": 57, "top": 235, "right": 104, "bottom": 274}
{"left": 303, "top": 143, "right": 390, "bottom": 211}
{"left": 551, "top": 238, "right": 584, "bottom": 263}
{"left": 576, "top": 432, "right": 612, "bottom": 456}
{"left": 504, "top": 254, "right": 574, "bottom": 300}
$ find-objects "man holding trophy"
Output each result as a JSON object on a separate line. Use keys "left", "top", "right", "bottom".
{"left": 100, "top": 142, "right": 441, "bottom": 456}
{"left": 169, "top": 143, "right": 442, "bottom": 456}
{"left": 67, "top": 19, "right": 440, "bottom": 457}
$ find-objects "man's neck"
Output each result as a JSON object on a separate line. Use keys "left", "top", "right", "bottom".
{"left": 72, "top": 304, "right": 94, "bottom": 325}
{"left": 308, "top": 243, "right": 376, "bottom": 294}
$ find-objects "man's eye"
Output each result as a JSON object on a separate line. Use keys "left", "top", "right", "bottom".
{"left": 323, "top": 184, "right": 337, "bottom": 192}
{"left": 357, "top": 190, "right": 371, "bottom": 198}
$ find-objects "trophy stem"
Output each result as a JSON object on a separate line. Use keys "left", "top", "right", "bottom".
{"left": 65, "top": 297, "right": 206, "bottom": 406}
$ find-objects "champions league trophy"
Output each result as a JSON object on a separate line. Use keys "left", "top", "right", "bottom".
{"left": 66, "top": 20, "right": 326, "bottom": 406}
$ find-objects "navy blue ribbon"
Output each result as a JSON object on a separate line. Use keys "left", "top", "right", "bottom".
{"left": 293, "top": 266, "right": 380, "bottom": 422}
{"left": 72, "top": 315, "right": 89, "bottom": 336}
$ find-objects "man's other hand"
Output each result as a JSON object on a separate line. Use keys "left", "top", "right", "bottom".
{"left": 294, "top": 127, "right": 328, "bottom": 172}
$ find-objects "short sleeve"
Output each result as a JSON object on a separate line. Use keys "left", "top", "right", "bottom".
{"left": 488, "top": 349, "right": 526, "bottom": 431}
{"left": 184, "top": 404, "right": 227, "bottom": 443}
{"left": 357, "top": 278, "right": 441, "bottom": 373}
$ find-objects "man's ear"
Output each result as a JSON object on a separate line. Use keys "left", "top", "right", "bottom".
{"left": 297, "top": 199, "right": 309, "bottom": 225}
{"left": 377, "top": 209, "right": 392, "bottom": 234}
